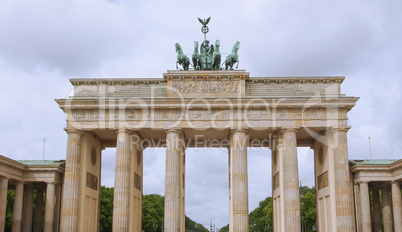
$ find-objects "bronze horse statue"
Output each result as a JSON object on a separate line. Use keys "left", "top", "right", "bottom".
{"left": 225, "top": 41, "right": 240, "bottom": 70}
{"left": 192, "top": 41, "right": 201, "bottom": 70}
{"left": 212, "top": 40, "right": 221, "bottom": 70}
{"left": 175, "top": 43, "right": 190, "bottom": 70}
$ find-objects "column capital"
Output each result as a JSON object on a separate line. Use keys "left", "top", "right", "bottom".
{"left": 116, "top": 129, "right": 142, "bottom": 137}
{"left": 331, "top": 126, "right": 351, "bottom": 133}
{"left": 64, "top": 128, "right": 83, "bottom": 134}
{"left": 280, "top": 127, "right": 299, "bottom": 133}
{"left": 391, "top": 180, "right": 401, "bottom": 185}
{"left": 359, "top": 180, "right": 370, "bottom": 185}
{"left": 116, "top": 128, "right": 130, "bottom": 134}
{"left": 46, "top": 181, "right": 57, "bottom": 185}
{"left": 230, "top": 128, "right": 249, "bottom": 134}
{"left": 165, "top": 128, "right": 183, "bottom": 134}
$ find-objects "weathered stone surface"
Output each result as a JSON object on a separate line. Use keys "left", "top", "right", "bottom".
{"left": 53, "top": 70, "right": 371, "bottom": 232}
{"left": 60, "top": 131, "right": 81, "bottom": 232}
{"left": 164, "top": 129, "right": 185, "bottom": 232}
{"left": 229, "top": 129, "right": 249, "bottom": 232}
{"left": 113, "top": 130, "right": 131, "bottom": 232}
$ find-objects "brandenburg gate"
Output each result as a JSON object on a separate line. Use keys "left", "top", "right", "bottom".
{"left": 56, "top": 69, "right": 359, "bottom": 232}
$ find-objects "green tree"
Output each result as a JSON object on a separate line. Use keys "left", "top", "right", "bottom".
{"left": 300, "top": 186, "right": 316, "bottom": 232}
{"left": 249, "top": 197, "right": 273, "bottom": 232}
{"left": 218, "top": 224, "right": 229, "bottom": 232}
{"left": 142, "top": 194, "right": 164, "bottom": 232}
{"left": 245, "top": 186, "right": 316, "bottom": 232}
{"left": 5, "top": 190, "right": 15, "bottom": 232}
{"left": 185, "top": 216, "right": 209, "bottom": 232}
{"left": 100, "top": 186, "right": 114, "bottom": 232}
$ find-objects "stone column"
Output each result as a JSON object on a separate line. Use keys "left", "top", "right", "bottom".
{"left": 164, "top": 129, "right": 185, "bottom": 232}
{"left": 281, "top": 128, "right": 301, "bottom": 232}
{"left": 44, "top": 182, "right": 56, "bottom": 232}
{"left": 228, "top": 149, "right": 232, "bottom": 232}
{"left": 354, "top": 182, "right": 362, "bottom": 231}
{"left": 332, "top": 128, "right": 355, "bottom": 231}
{"left": 113, "top": 129, "right": 131, "bottom": 232}
{"left": 53, "top": 183, "right": 61, "bottom": 232}
{"left": 371, "top": 188, "right": 382, "bottom": 232}
{"left": 359, "top": 181, "right": 372, "bottom": 232}
{"left": 12, "top": 181, "right": 24, "bottom": 232}
{"left": 229, "top": 129, "right": 249, "bottom": 232}
{"left": 33, "top": 189, "right": 44, "bottom": 232}
{"left": 60, "top": 130, "right": 82, "bottom": 232}
{"left": 0, "top": 176, "right": 8, "bottom": 232}
{"left": 392, "top": 181, "right": 402, "bottom": 231}
{"left": 22, "top": 185, "right": 34, "bottom": 232}
{"left": 382, "top": 185, "right": 393, "bottom": 232}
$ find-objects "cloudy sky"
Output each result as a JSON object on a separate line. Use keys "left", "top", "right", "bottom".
{"left": 1, "top": 0, "right": 401, "bottom": 229}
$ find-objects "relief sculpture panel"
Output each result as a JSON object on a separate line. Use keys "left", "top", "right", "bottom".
{"left": 172, "top": 80, "right": 239, "bottom": 93}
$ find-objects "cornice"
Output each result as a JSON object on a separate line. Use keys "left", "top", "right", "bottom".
{"left": 163, "top": 70, "right": 250, "bottom": 80}
{"left": 248, "top": 76, "right": 345, "bottom": 84}
{"left": 68, "top": 75, "right": 345, "bottom": 86}
{"left": 350, "top": 160, "right": 402, "bottom": 173}
{"left": 70, "top": 78, "right": 166, "bottom": 86}
{"left": 0, "top": 155, "right": 27, "bottom": 171}
{"left": 56, "top": 97, "right": 358, "bottom": 110}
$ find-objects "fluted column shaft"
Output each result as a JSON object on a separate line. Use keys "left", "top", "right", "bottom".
{"left": 113, "top": 130, "right": 131, "bottom": 232}
{"left": 382, "top": 186, "right": 393, "bottom": 232}
{"left": 229, "top": 130, "right": 249, "bottom": 232}
{"left": 392, "top": 181, "right": 402, "bottom": 231}
{"left": 22, "top": 186, "right": 34, "bottom": 232}
{"left": 44, "top": 182, "right": 56, "bottom": 232}
{"left": 12, "top": 181, "right": 24, "bottom": 232}
{"left": 33, "top": 189, "right": 44, "bottom": 232}
{"left": 332, "top": 128, "right": 355, "bottom": 231}
{"left": 372, "top": 188, "right": 382, "bottom": 232}
{"left": 60, "top": 130, "right": 82, "bottom": 232}
{"left": 164, "top": 129, "right": 184, "bottom": 232}
{"left": 0, "top": 177, "right": 8, "bottom": 232}
{"left": 359, "top": 181, "right": 372, "bottom": 232}
{"left": 281, "top": 129, "right": 300, "bottom": 232}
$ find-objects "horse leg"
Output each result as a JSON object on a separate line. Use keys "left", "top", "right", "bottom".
{"left": 236, "top": 59, "right": 239, "bottom": 69}
{"left": 185, "top": 58, "right": 190, "bottom": 70}
{"left": 176, "top": 61, "right": 179, "bottom": 70}
{"left": 215, "top": 57, "right": 221, "bottom": 70}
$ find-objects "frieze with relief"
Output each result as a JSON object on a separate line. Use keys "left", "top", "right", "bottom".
{"left": 172, "top": 80, "right": 239, "bottom": 93}
{"left": 69, "top": 107, "right": 347, "bottom": 122}
{"left": 245, "top": 109, "right": 271, "bottom": 120}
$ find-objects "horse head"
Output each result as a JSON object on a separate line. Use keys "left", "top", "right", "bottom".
{"left": 175, "top": 43, "right": 182, "bottom": 53}
{"left": 233, "top": 41, "right": 240, "bottom": 51}
{"left": 215, "top": 40, "right": 220, "bottom": 48}
{"left": 193, "top": 41, "right": 199, "bottom": 52}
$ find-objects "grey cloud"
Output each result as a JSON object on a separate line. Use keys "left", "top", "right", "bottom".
{"left": 1, "top": 0, "right": 402, "bottom": 229}
{"left": 0, "top": 1, "right": 138, "bottom": 75}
